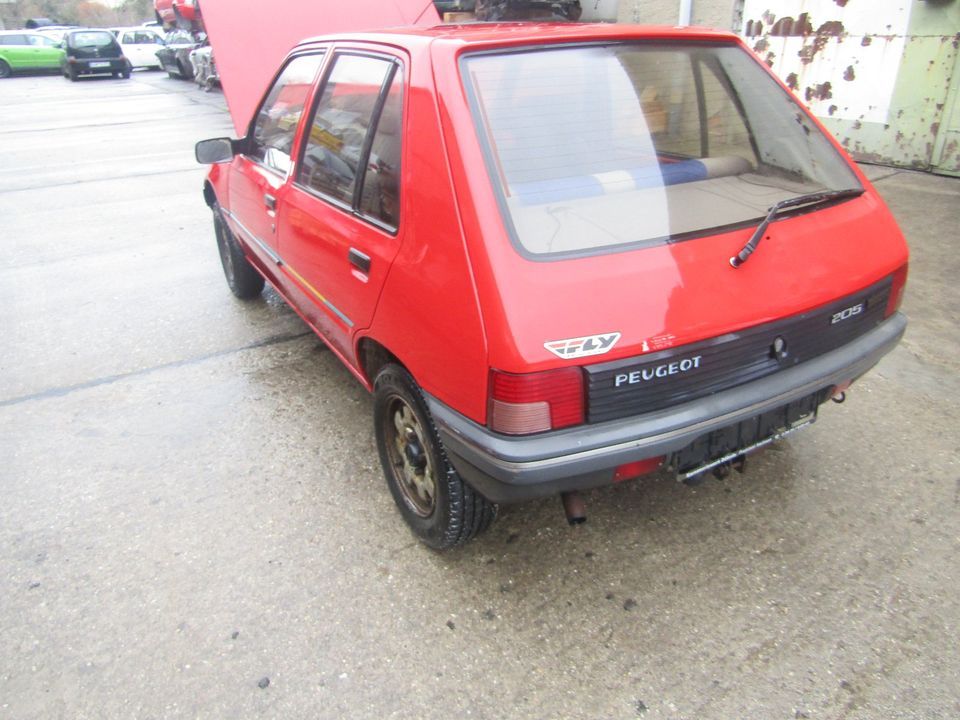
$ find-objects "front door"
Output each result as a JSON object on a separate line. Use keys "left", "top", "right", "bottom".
{"left": 278, "top": 51, "right": 405, "bottom": 362}
{"left": 225, "top": 53, "right": 326, "bottom": 280}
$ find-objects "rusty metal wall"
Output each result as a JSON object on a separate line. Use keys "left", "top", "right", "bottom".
{"left": 740, "top": 0, "right": 960, "bottom": 175}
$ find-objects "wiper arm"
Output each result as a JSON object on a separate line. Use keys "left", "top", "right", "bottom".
{"left": 729, "top": 188, "right": 864, "bottom": 268}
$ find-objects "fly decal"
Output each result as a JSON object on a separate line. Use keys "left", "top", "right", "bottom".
{"left": 544, "top": 333, "right": 621, "bottom": 359}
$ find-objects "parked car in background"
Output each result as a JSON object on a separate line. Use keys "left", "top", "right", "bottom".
{"left": 156, "top": 29, "right": 197, "bottom": 78}
{"left": 35, "top": 26, "right": 79, "bottom": 44}
{"left": 110, "top": 27, "right": 164, "bottom": 70}
{"left": 195, "top": 24, "right": 908, "bottom": 548}
{"left": 61, "top": 29, "right": 131, "bottom": 81}
{"left": 154, "top": 0, "right": 202, "bottom": 31}
{"left": 189, "top": 41, "right": 217, "bottom": 90}
{"left": 0, "top": 30, "right": 64, "bottom": 78}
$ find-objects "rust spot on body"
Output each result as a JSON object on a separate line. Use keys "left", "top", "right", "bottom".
{"left": 931, "top": 122, "right": 940, "bottom": 137}
{"left": 861, "top": 36, "right": 872, "bottom": 47}
{"left": 753, "top": 37, "right": 769, "bottom": 53}
{"left": 786, "top": 72, "right": 799, "bottom": 90}
{"left": 843, "top": 65, "right": 856, "bottom": 81}
{"left": 828, "top": 104, "right": 838, "bottom": 116}
{"left": 834, "top": 0, "right": 849, "bottom": 6}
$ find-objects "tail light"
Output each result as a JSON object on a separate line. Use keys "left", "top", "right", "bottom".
{"left": 885, "top": 262, "right": 908, "bottom": 317}
{"left": 489, "top": 368, "right": 584, "bottom": 435}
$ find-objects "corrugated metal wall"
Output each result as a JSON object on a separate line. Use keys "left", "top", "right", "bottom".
{"left": 739, "top": 0, "right": 960, "bottom": 175}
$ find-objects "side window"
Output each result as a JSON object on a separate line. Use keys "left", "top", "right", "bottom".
{"left": 3, "top": 34, "right": 28, "bottom": 46}
{"left": 137, "top": 31, "right": 159, "bottom": 45}
{"left": 122, "top": 32, "right": 135, "bottom": 44}
{"left": 247, "top": 53, "right": 325, "bottom": 175}
{"left": 298, "top": 53, "right": 402, "bottom": 229}
{"left": 359, "top": 71, "right": 403, "bottom": 228}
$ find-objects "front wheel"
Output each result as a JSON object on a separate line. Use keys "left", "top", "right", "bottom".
{"left": 374, "top": 365, "right": 496, "bottom": 549}
{"left": 213, "top": 206, "right": 264, "bottom": 299}
{"left": 0, "top": 60, "right": 11, "bottom": 79}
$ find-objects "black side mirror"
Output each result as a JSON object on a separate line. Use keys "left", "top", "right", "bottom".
{"left": 195, "top": 137, "right": 236, "bottom": 164}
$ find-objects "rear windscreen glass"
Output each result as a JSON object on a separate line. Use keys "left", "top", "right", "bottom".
{"left": 69, "top": 32, "right": 117, "bottom": 49}
{"left": 461, "top": 42, "right": 861, "bottom": 257}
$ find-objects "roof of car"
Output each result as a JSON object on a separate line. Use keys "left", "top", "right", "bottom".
{"left": 293, "top": 22, "right": 738, "bottom": 50}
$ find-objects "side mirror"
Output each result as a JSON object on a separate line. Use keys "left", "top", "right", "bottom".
{"left": 195, "top": 137, "right": 235, "bottom": 164}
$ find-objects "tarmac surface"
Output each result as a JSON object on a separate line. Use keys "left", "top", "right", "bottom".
{"left": 1, "top": 71, "right": 958, "bottom": 719}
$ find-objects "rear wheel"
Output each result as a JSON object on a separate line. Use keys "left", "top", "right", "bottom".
{"left": 0, "top": 60, "right": 11, "bottom": 79}
{"left": 374, "top": 364, "right": 496, "bottom": 550}
{"left": 67, "top": 66, "right": 78, "bottom": 82}
{"left": 213, "top": 206, "right": 264, "bottom": 299}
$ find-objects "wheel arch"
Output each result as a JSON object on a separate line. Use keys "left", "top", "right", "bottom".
{"left": 357, "top": 337, "right": 403, "bottom": 389}
{"left": 202, "top": 179, "right": 217, "bottom": 208}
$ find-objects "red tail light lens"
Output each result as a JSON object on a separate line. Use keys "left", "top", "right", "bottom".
{"left": 613, "top": 456, "right": 664, "bottom": 482}
{"left": 489, "top": 368, "right": 584, "bottom": 435}
{"left": 886, "top": 262, "right": 908, "bottom": 317}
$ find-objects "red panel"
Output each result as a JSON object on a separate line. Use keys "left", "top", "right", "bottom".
{"left": 200, "top": 0, "right": 438, "bottom": 136}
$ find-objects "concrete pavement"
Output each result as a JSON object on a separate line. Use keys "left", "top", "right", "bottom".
{"left": 1, "top": 71, "right": 958, "bottom": 719}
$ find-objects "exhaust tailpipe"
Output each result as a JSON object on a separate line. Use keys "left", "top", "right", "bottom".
{"left": 561, "top": 491, "right": 586, "bottom": 525}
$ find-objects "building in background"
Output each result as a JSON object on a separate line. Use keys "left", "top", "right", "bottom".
{"left": 616, "top": 0, "right": 960, "bottom": 175}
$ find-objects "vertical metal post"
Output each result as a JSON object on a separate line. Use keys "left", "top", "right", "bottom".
{"left": 678, "top": 0, "right": 693, "bottom": 26}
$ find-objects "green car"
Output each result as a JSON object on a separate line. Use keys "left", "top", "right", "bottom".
{"left": 0, "top": 31, "right": 65, "bottom": 78}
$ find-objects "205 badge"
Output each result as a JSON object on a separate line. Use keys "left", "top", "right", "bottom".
{"left": 544, "top": 332, "right": 621, "bottom": 359}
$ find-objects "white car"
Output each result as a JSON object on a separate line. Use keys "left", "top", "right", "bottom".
{"left": 109, "top": 27, "right": 165, "bottom": 70}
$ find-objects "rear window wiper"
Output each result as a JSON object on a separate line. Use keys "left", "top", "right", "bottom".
{"left": 729, "top": 188, "right": 864, "bottom": 268}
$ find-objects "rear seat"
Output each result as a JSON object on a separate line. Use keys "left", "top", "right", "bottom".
{"left": 510, "top": 155, "right": 753, "bottom": 205}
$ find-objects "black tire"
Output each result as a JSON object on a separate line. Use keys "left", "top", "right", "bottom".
{"left": 374, "top": 364, "right": 496, "bottom": 549}
{"left": 67, "top": 66, "right": 78, "bottom": 82}
{"left": 213, "top": 206, "right": 264, "bottom": 299}
{"left": 121, "top": 68, "right": 131, "bottom": 79}
{"left": 0, "top": 60, "right": 11, "bottom": 79}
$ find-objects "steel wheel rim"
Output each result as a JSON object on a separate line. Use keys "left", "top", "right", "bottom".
{"left": 385, "top": 396, "right": 436, "bottom": 517}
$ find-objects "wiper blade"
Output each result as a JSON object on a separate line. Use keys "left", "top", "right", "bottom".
{"left": 729, "top": 188, "right": 864, "bottom": 268}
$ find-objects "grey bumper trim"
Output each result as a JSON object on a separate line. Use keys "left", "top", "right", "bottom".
{"left": 427, "top": 313, "right": 906, "bottom": 503}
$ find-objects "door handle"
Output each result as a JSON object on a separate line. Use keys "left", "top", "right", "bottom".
{"left": 348, "top": 248, "right": 371, "bottom": 274}
{"left": 264, "top": 193, "right": 276, "bottom": 211}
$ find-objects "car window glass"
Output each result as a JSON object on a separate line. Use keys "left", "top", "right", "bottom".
{"left": 298, "top": 54, "right": 395, "bottom": 210}
{"left": 701, "top": 60, "right": 756, "bottom": 165}
{"left": 122, "top": 32, "right": 135, "bottom": 44}
{"left": 463, "top": 44, "right": 859, "bottom": 256}
{"left": 2, "top": 34, "right": 27, "bottom": 46}
{"left": 70, "top": 32, "right": 115, "bottom": 48}
{"left": 137, "top": 31, "right": 159, "bottom": 44}
{"left": 248, "top": 53, "right": 325, "bottom": 175}
{"left": 358, "top": 69, "right": 403, "bottom": 229}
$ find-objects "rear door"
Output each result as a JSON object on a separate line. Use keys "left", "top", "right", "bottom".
{"left": 278, "top": 50, "right": 406, "bottom": 359}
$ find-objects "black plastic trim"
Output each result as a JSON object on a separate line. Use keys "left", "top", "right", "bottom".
{"left": 427, "top": 313, "right": 906, "bottom": 503}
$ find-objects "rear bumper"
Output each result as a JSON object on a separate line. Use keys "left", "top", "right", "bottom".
{"left": 428, "top": 313, "right": 907, "bottom": 504}
{"left": 68, "top": 58, "right": 129, "bottom": 74}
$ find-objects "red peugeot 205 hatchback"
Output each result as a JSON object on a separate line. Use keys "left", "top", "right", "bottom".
{"left": 196, "top": 23, "right": 908, "bottom": 549}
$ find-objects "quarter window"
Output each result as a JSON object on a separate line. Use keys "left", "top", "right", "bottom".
{"left": 298, "top": 53, "right": 403, "bottom": 230}
{"left": 1, "top": 34, "right": 28, "bottom": 46}
{"left": 248, "top": 53, "right": 325, "bottom": 175}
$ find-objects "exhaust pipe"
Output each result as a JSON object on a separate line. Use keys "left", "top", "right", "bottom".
{"left": 561, "top": 491, "right": 586, "bottom": 525}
